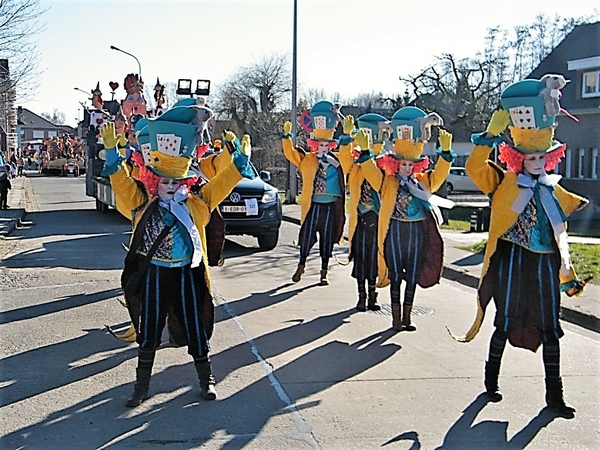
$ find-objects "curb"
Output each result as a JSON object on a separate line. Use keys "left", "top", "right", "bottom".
{"left": 0, "top": 209, "right": 27, "bottom": 238}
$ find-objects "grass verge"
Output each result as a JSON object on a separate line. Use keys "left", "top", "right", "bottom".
{"left": 460, "top": 240, "right": 599, "bottom": 285}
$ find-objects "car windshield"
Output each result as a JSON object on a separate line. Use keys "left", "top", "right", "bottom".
{"left": 247, "top": 161, "right": 259, "bottom": 179}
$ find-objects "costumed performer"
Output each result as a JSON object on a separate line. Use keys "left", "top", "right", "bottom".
{"left": 281, "top": 100, "right": 346, "bottom": 285}
{"left": 450, "top": 76, "right": 589, "bottom": 417}
{"left": 338, "top": 114, "right": 389, "bottom": 311}
{"left": 361, "top": 107, "right": 455, "bottom": 331}
{"left": 100, "top": 105, "right": 254, "bottom": 407}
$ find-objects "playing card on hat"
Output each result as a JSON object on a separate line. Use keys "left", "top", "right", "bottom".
{"left": 398, "top": 125, "right": 413, "bottom": 141}
{"left": 509, "top": 106, "right": 536, "bottom": 130}
{"left": 141, "top": 143, "right": 152, "bottom": 164}
{"left": 313, "top": 116, "right": 327, "bottom": 129}
{"left": 157, "top": 133, "right": 181, "bottom": 156}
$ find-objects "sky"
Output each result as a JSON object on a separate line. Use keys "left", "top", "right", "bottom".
{"left": 16, "top": 0, "right": 599, "bottom": 127}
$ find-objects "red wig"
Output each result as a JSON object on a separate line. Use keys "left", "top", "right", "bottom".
{"left": 130, "top": 150, "right": 144, "bottom": 168}
{"left": 307, "top": 139, "right": 338, "bottom": 152}
{"left": 375, "top": 154, "right": 430, "bottom": 176}
{"left": 498, "top": 143, "right": 567, "bottom": 173}
{"left": 137, "top": 166, "right": 198, "bottom": 196}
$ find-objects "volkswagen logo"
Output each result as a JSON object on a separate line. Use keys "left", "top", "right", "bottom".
{"left": 229, "top": 192, "right": 241, "bottom": 203}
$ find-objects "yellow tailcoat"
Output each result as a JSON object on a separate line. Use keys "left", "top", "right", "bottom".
{"left": 362, "top": 155, "right": 452, "bottom": 287}
{"left": 455, "top": 143, "right": 586, "bottom": 342}
{"left": 109, "top": 160, "right": 242, "bottom": 291}
{"left": 281, "top": 137, "right": 344, "bottom": 244}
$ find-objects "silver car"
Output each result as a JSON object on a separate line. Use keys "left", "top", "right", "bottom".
{"left": 446, "top": 167, "right": 481, "bottom": 194}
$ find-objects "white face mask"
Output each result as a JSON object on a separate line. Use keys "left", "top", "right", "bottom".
{"left": 157, "top": 178, "right": 181, "bottom": 202}
{"left": 398, "top": 160, "right": 415, "bottom": 177}
{"left": 523, "top": 154, "right": 547, "bottom": 176}
{"left": 317, "top": 141, "right": 330, "bottom": 158}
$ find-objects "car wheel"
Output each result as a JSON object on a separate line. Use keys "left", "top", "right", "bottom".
{"left": 446, "top": 182, "right": 453, "bottom": 194}
{"left": 257, "top": 232, "right": 279, "bottom": 251}
{"left": 96, "top": 199, "right": 108, "bottom": 213}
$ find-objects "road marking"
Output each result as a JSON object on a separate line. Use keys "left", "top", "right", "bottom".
{"left": 0, "top": 281, "right": 103, "bottom": 292}
{"left": 220, "top": 298, "right": 321, "bottom": 450}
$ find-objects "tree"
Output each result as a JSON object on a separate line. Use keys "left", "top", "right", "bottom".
{"left": 0, "top": 0, "right": 47, "bottom": 102}
{"left": 214, "top": 53, "right": 292, "bottom": 144}
{"left": 401, "top": 53, "right": 506, "bottom": 140}
{"left": 212, "top": 54, "right": 293, "bottom": 188}
{"left": 399, "top": 12, "right": 600, "bottom": 139}
{"left": 40, "top": 109, "right": 65, "bottom": 125}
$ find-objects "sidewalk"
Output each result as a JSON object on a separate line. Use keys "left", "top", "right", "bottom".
{"left": 0, "top": 173, "right": 28, "bottom": 238}
{"left": 281, "top": 203, "right": 600, "bottom": 333}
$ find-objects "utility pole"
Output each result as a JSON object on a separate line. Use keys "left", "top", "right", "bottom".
{"left": 286, "top": 0, "right": 299, "bottom": 204}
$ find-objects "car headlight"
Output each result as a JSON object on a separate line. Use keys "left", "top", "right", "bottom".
{"left": 261, "top": 190, "right": 277, "bottom": 204}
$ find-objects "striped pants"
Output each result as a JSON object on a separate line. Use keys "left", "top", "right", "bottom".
{"left": 298, "top": 202, "right": 337, "bottom": 266}
{"left": 384, "top": 219, "right": 425, "bottom": 305}
{"left": 351, "top": 211, "right": 378, "bottom": 283}
{"left": 138, "top": 264, "right": 211, "bottom": 358}
{"left": 484, "top": 239, "right": 563, "bottom": 350}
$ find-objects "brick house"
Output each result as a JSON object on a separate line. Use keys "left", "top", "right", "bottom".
{"left": 15, "top": 107, "right": 74, "bottom": 152}
{"left": 529, "top": 21, "right": 600, "bottom": 224}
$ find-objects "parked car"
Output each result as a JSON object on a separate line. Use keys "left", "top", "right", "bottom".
{"left": 219, "top": 163, "right": 282, "bottom": 251}
{"left": 446, "top": 167, "right": 481, "bottom": 194}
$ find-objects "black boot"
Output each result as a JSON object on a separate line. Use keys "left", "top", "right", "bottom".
{"left": 356, "top": 292, "right": 367, "bottom": 311}
{"left": 545, "top": 378, "right": 575, "bottom": 417}
{"left": 126, "top": 366, "right": 152, "bottom": 407}
{"left": 484, "top": 361, "right": 503, "bottom": 402}
{"left": 402, "top": 304, "right": 416, "bottom": 331}
{"left": 367, "top": 291, "right": 381, "bottom": 311}
{"left": 292, "top": 264, "right": 305, "bottom": 283}
{"left": 195, "top": 358, "right": 217, "bottom": 401}
{"left": 126, "top": 348, "right": 155, "bottom": 407}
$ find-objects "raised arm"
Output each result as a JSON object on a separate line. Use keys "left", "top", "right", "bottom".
{"left": 465, "top": 110, "right": 510, "bottom": 195}
{"left": 100, "top": 123, "right": 148, "bottom": 216}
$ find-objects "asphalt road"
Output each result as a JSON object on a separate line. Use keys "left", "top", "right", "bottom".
{"left": 0, "top": 175, "right": 598, "bottom": 449}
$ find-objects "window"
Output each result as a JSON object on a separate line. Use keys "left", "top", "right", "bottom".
{"left": 578, "top": 149, "right": 585, "bottom": 179}
{"left": 565, "top": 148, "right": 572, "bottom": 178}
{"left": 593, "top": 149, "right": 599, "bottom": 180}
{"left": 32, "top": 130, "right": 44, "bottom": 139}
{"left": 48, "top": 131, "right": 57, "bottom": 138}
{"left": 582, "top": 70, "right": 600, "bottom": 98}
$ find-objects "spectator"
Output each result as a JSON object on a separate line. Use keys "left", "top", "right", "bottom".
{"left": 17, "top": 156, "right": 25, "bottom": 177}
{"left": 0, "top": 167, "right": 11, "bottom": 209}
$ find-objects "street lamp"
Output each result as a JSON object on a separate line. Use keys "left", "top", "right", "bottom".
{"left": 74, "top": 87, "right": 90, "bottom": 97}
{"left": 110, "top": 45, "right": 142, "bottom": 77}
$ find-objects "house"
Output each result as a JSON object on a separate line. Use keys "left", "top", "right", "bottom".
{"left": 529, "top": 21, "right": 600, "bottom": 226}
{"left": 15, "top": 107, "right": 74, "bottom": 152}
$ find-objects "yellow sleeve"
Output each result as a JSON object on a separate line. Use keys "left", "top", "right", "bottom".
{"left": 465, "top": 145, "right": 502, "bottom": 195}
{"left": 109, "top": 163, "right": 148, "bottom": 214}
{"left": 361, "top": 157, "right": 383, "bottom": 191}
{"left": 338, "top": 141, "right": 355, "bottom": 175}
{"left": 555, "top": 185, "right": 588, "bottom": 217}
{"left": 196, "top": 160, "right": 243, "bottom": 212}
{"left": 419, "top": 154, "right": 452, "bottom": 193}
{"left": 282, "top": 137, "right": 303, "bottom": 168}
{"left": 199, "top": 150, "right": 233, "bottom": 180}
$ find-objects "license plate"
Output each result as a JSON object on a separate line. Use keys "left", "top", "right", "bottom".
{"left": 221, "top": 205, "right": 246, "bottom": 213}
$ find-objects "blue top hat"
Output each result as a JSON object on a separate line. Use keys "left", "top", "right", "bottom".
{"left": 500, "top": 79, "right": 555, "bottom": 130}
{"left": 136, "top": 125, "right": 150, "bottom": 146}
{"left": 146, "top": 106, "right": 197, "bottom": 158}
{"left": 357, "top": 113, "right": 390, "bottom": 144}
{"left": 391, "top": 107, "right": 426, "bottom": 142}
{"left": 309, "top": 101, "right": 341, "bottom": 141}
{"left": 173, "top": 98, "right": 196, "bottom": 108}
